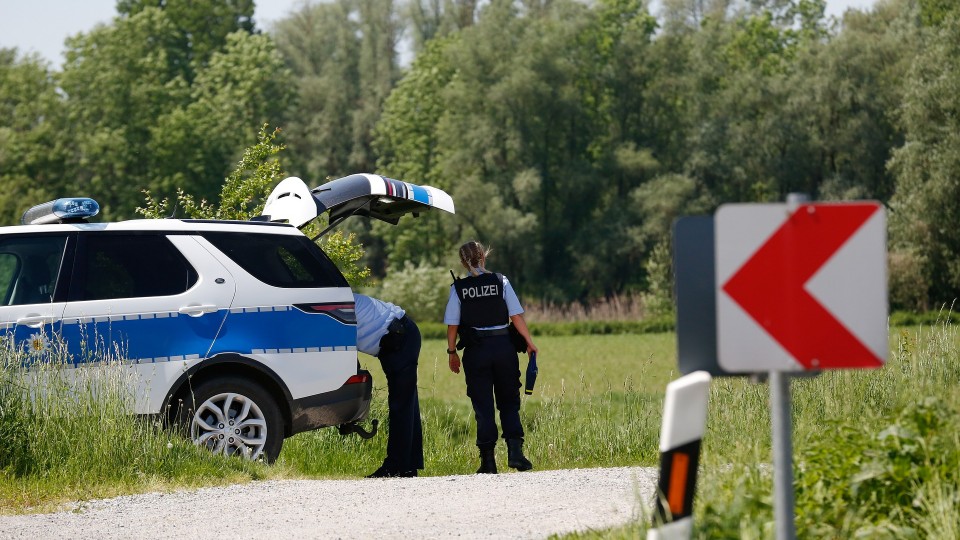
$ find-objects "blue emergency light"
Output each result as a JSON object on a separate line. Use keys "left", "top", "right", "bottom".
{"left": 21, "top": 198, "right": 101, "bottom": 225}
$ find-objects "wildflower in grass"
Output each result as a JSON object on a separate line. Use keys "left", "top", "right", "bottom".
{"left": 28, "top": 332, "right": 50, "bottom": 356}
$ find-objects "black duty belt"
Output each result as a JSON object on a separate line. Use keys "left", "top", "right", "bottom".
{"left": 475, "top": 327, "right": 509, "bottom": 338}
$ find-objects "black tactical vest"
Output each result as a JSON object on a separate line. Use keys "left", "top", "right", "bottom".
{"left": 455, "top": 272, "right": 509, "bottom": 328}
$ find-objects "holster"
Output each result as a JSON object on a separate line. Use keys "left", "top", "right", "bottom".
{"left": 456, "top": 327, "right": 479, "bottom": 351}
{"left": 508, "top": 324, "right": 527, "bottom": 353}
{"left": 378, "top": 317, "right": 407, "bottom": 355}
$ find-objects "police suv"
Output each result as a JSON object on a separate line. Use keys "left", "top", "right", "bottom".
{"left": 0, "top": 174, "right": 454, "bottom": 462}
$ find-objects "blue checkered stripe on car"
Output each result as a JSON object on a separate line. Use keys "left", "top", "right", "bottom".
{"left": 7, "top": 305, "right": 357, "bottom": 365}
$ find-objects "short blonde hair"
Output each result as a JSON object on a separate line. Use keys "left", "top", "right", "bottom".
{"left": 459, "top": 241, "right": 491, "bottom": 274}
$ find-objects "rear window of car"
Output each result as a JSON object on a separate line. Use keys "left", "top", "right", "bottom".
{"left": 201, "top": 232, "right": 347, "bottom": 289}
{"left": 72, "top": 234, "right": 198, "bottom": 301}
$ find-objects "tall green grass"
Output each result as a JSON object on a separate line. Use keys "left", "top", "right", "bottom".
{"left": 0, "top": 338, "right": 270, "bottom": 512}
{"left": 0, "top": 332, "right": 676, "bottom": 510}
{"left": 586, "top": 322, "right": 960, "bottom": 539}
{"left": 5, "top": 322, "right": 956, "bottom": 538}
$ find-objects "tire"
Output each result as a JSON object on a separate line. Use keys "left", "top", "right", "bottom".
{"left": 180, "top": 376, "right": 284, "bottom": 463}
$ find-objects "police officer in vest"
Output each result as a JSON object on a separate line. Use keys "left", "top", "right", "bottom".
{"left": 445, "top": 241, "right": 538, "bottom": 474}
{"left": 354, "top": 293, "right": 424, "bottom": 478}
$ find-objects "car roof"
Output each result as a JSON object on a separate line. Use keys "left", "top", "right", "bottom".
{"left": 0, "top": 218, "right": 303, "bottom": 236}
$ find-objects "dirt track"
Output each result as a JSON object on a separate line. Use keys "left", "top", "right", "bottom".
{"left": 0, "top": 466, "right": 655, "bottom": 539}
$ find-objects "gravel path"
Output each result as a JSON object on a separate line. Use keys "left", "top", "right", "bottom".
{"left": 0, "top": 467, "right": 656, "bottom": 539}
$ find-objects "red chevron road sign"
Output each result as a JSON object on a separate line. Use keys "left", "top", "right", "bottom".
{"left": 715, "top": 202, "right": 887, "bottom": 372}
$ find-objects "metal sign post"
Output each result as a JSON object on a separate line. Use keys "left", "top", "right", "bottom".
{"left": 766, "top": 194, "right": 805, "bottom": 540}
{"left": 769, "top": 371, "right": 796, "bottom": 540}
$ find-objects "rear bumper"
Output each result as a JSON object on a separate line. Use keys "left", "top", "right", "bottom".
{"left": 289, "top": 369, "right": 373, "bottom": 434}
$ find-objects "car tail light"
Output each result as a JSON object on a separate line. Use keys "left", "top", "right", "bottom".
{"left": 345, "top": 373, "right": 370, "bottom": 385}
{"left": 293, "top": 302, "right": 356, "bottom": 324}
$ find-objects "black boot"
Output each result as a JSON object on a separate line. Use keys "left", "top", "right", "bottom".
{"left": 476, "top": 448, "right": 497, "bottom": 474}
{"left": 506, "top": 439, "right": 533, "bottom": 471}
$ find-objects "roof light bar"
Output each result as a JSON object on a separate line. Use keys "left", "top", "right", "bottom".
{"left": 21, "top": 198, "right": 101, "bottom": 225}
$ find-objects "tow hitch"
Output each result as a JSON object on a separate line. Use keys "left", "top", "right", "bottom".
{"left": 338, "top": 419, "right": 379, "bottom": 439}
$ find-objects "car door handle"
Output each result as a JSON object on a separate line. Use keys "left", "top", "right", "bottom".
{"left": 178, "top": 305, "right": 219, "bottom": 317}
{"left": 17, "top": 316, "right": 58, "bottom": 328}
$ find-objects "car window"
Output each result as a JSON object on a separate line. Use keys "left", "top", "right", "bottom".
{"left": 0, "top": 235, "right": 68, "bottom": 306}
{"left": 74, "top": 234, "right": 198, "bottom": 301}
{"left": 202, "top": 232, "right": 347, "bottom": 288}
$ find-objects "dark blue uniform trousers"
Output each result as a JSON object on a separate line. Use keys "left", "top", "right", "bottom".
{"left": 462, "top": 334, "right": 524, "bottom": 450}
{"left": 377, "top": 316, "right": 424, "bottom": 472}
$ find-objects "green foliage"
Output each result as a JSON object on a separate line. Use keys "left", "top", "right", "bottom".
{"left": 723, "top": 11, "right": 796, "bottom": 75}
{"left": 888, "top": 14, "right": 960, "bottom": 307}
{"left": 687, "top": 320, "right": 960, "bottom": 538}
{"left": 147, "top": 30, "right": 295, "bottom": 202}
{"left": 792, "top": 398, "right": 959, "bottom": 537}
{"left": 314, "top": 229, "right": 372, "bottom": 288}
{"left": 0, "top": 0, "right": 953, "bottom": 309}
{"left": 117, "top": 0, "right": 256, "bottom": 79}
{"left": 919, "top": 0, "right": 959, "bottom": 27}
{"left": 366, "top": 261, "right": 452, "bottom": 323}
{"left": 138, "top": 124, "right": 284, "bottom": 220}
{"left": 138, "top": 125, "right": 372, "bottom": 287}
{"left": 272, "top": 0, "right": 400, "bottom": 181}
{"left": 639, "top": 241, "right": 674, "bottom": 318}
{"left": 373, "top": 0, "right": 665, "bottom": 298}
{"left": 888, "top": 308, "right": 960, "bottom": 327}
{"left": 373, "top": 37, "right": 455, "bottom": 188}
{"left": 0, "top": 339, "right": 268, "bottom": 508}
{"left": 0, "top": 50, "right": 64, "bottom": 225}
{"left": 56, "top": 4, "right": 292, "bottom": 219}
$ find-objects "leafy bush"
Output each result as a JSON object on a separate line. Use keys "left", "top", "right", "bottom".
{"left": 366, "top": 261, "right": 452, "bottom": 324}
{"left": 138, "top": 124, "right": 370, "bottom": 286}
{"left": 794, "top": 398, "right": 959, "bottom": 537}
{"left": 889, "top": 308, "right": 959, "bottom": 327}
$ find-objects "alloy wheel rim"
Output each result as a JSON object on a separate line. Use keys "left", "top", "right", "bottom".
{"left": 190, "top": 392, "right": 268, "bottom": 460}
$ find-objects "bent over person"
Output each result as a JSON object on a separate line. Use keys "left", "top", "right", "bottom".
{"left": 445, "top": 241, "right": 538, "bottom": 474}
{"left": 354, "top": 293, "right": 424, "bottom": 478}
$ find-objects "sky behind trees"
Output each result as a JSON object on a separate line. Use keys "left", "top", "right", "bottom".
{"left": 2, "top": 0, "right": 877, "bottom": 65}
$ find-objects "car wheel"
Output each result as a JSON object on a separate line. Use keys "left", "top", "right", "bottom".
{"left": 185, "top": 376, "right": 284, "bottom": 463}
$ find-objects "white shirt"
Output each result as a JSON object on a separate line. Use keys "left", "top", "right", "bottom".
{"left": 354, "top": 293, "right": 405, "bottom": 356}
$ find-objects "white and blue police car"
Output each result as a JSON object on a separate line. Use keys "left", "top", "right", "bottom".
{"left": 0, "top": 174, "right": 454, "bottom": 462}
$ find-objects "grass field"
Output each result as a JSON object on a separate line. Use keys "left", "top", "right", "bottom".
{"left": 280, "top": 333, "right": 677, "bottom": 478}
{"left": 2, "top": 325, "right": 958, "bottom": 538}
{"left": 0, "top": 333, "right": 676, "bottom": 512}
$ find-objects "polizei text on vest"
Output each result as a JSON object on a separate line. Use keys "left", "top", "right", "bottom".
{"left": 461, "top": 284, "right": 499, "bottom": 299}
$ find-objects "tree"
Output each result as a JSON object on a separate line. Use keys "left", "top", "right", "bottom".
{"left": 59, "top": 8, "right": 190, "bottom": 218}
{"left": 148, "top": 31, "right": 294, "bottom": 202}
{"left": 660, "top": 0, "right": 731, "bottom": 34}
{"left": 370, "top": 37, "right": 461, "bottom": 273}
{"left": 272, "top": 0, "right": 401, "bottom": 181}
{"left": 0, "top": 50, "right": 66, "bottom": 225}
{"left": 272, "top": 0, "right": 362, "bottom": 181}
{"left": 353, "top": 0, "right": 403, "bottom": 173}
{"left": 918, "top": 0, "right": 958, "bottom": 27}
{"left": 58, "top": 4, "right": 292, "bottom": 219}
{"left": 405, "top": 0, "right": 479, "bottom": 53}
{"left": 888, "top": 14, "right": 960, "bottom": 307}
{"left": 116, "top": 0, "right": 256, "bottom": 81}
{"left": 372, "top": 0, "right": 668, "bottom": 298}
{"left": 139, "top": 125, "right": 370, "bottom": 286}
